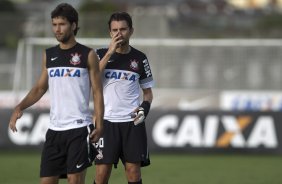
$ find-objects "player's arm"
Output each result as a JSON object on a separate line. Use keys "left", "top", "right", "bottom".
{"left": 9, "top": 52, "right": 49, "bottom": 132}
{"left": 99, "top": 32, "right": 122, "bottom": 71}
{"left": 142, "top": 87, "right": 153, "bottom": 104}
{"left": 88, "top": 50, "right": 104, "bottom": 143}
{"left": 133, "top": 88, "right": 153, "bottom": 125}
{"left": 139, "top": 87, "right": 153, "bottom": 117}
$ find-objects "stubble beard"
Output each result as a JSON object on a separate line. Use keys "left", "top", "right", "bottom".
{"left": 55, "top": 33, "right": 72, "bottom": 44}
{"left": 120, "top": 39, "right": 129, "bottom": 47}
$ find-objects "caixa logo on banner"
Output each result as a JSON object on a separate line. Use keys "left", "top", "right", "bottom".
{"left": 8, "top": 113, "right": 49, "bottom": 145}
{"left": 152, "top": 114, "right": 278, "bottom": 149}
{"left": 7, "top": 113, "right": 104, "bottom": 148}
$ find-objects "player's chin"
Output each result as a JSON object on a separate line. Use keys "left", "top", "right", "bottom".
{"left": 120, "top": 41, "right": 128, "bottom": 46}
{"left": 55, "top": 37, "right": 63, "bottom": 42}
{"left": 55, "top": 35, "right": 64, "bottom": 42}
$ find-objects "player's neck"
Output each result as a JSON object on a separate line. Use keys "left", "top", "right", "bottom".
{"left": 116, "top": 45, "right": 131, "bottom": 54}
{"left": 59, "top": 37, "right": 77, "bottom": 50}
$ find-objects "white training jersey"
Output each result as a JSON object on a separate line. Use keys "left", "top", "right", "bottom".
{"left": 96, "top": 46, "right": 154, "bottom": 122}
{"left": 46, "top": 43, "right": 93, "bottom": 130}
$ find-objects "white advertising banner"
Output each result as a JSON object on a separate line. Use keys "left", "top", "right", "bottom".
{"left": 220, "top": 91, "right": 282, "bottom": 111}
{"left": 0, "top": 91, "right": 50, "bottom": 109}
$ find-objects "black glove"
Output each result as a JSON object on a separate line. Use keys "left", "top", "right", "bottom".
{"left": 140, "top": 101, "right": 151, "bottom": 117}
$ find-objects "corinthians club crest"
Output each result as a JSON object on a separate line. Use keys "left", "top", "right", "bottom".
{"left": 96, "top": 149, "right": 103, "bottom": 160}
{"left": 70, "top": 53, "right": 81, "bottom": 65}
{"left": 130, "top": 59, "right": 139, "bottom": 71}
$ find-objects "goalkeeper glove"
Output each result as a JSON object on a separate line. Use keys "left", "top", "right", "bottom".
{"left": 131, "top": 101, "right": 151, "bottom": 125}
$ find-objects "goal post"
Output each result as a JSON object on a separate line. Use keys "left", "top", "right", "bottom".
{"left": 14, "top": 37, "right": 282, "bottom": 91}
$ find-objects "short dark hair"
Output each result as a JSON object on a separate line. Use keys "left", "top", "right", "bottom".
{"left": 108, "top": 12, "right": 132, "bottom": 30}
{"left": 51, "top": 3, "right": 79, "bottom": 35}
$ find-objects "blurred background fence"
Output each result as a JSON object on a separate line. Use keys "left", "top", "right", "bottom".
{"left": 6, "top": 38, "right": 282, "bottom": 110}
{"left": 12, "top": 38, "right": 282, "bottom": 90}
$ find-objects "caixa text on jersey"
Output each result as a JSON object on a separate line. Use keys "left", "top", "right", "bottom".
{"left": 105, "top": 71, "right": 137, "bottom": 81}
{"left": 49, "top": 68, "right": 81, "bottom": 77}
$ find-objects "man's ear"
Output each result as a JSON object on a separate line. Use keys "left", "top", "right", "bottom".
{"left": 72, "top": 23, "right": 76, "bottom": 31}
{"left": 130, "top": 27, "right": 134, "bottom": 36}
{"left": 110, "top": 31, "right": 114, "bottom": 38}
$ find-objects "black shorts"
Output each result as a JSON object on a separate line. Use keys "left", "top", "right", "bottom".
{"left": 40, "top": 124, "right": 97, "bottom": 177}
{"left": 94, "top": 120, "right": 150, "bottom": 167}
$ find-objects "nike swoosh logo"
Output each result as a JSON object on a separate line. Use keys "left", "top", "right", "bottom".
{"left": 108, "top": 60, "right": 114, "bottom": 63}
{"left": 51, "top": 57, "right": 58, "bottom": 61}
{"left": 76, "top": 163, "right": 84, "bottom": 169}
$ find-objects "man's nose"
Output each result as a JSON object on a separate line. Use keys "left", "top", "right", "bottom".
{"left": 55, "top": 26, "right": 60, "bottom": 32}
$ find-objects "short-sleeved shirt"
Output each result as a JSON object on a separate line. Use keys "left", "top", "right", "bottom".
{"left": 96, "top": 46, "right": 154, "bottom": 122}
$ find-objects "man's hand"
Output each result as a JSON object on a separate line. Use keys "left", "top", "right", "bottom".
{"left": 131, "top": 101, "right": 151, "bottom": 126}
{"left": 89, "top": 127, "right": 103, "bottom": 143}
{"left": 9, "top": 107, "right": 23, "bottom": 132}
{"left": 132, "top": 107, "right": 145, "bottom": 125}
{"left": 108, "top": 32, "right": 123, "bottom": 55}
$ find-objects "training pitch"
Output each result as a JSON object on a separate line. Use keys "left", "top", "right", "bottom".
{"left": 0, "top": 151, "right": 282, "bottom": 184}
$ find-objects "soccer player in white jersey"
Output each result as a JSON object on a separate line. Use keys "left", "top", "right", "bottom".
{"left": 9, "top": 3, "right": 104, "bottom": 184}
{"left": 94, "top": 12, "right": 154, "bottom": 184}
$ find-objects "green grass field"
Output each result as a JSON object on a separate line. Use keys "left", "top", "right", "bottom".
{"left": 0, "top": 151, "right": 282, "bottom": 184}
